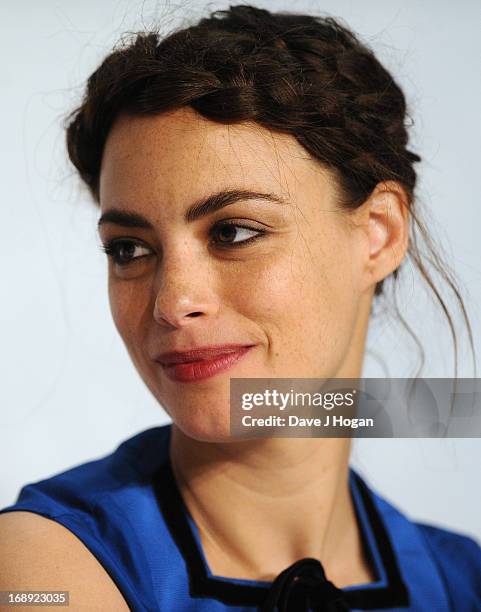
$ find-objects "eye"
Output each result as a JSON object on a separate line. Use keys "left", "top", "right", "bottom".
{"left": 210, "top": 221, "right": 266, "bottom": 248}
{"left": 100, "top": 239, "right": 152, "bottom": 266}
{"left": 100, "top": 222, "right": 267, "bottom": 266}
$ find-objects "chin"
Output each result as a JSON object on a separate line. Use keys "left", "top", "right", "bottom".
{"left": 170, "top": 407, "right": 234, "bottom": 443}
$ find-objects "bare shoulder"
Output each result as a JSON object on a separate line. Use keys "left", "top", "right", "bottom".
{"left": 0, "top": 511, "right": 130, "bottom": 611}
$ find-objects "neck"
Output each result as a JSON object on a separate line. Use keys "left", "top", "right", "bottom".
{"left": 169, "top": 426, "right": 374, "bottom": 587}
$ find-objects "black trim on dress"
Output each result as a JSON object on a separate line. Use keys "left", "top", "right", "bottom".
{"left": 152, "top": 459, "right": 410, "bottom": 610}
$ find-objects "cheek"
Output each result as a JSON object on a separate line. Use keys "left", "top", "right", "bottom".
{"left": 108, "top": 278, "right": 128, "bottom": 336}
{"left": 108, "top": 278, "right": 148, "bottom": 357}
{"left": 239, "top": 233, "right": 360, "bottom": 376}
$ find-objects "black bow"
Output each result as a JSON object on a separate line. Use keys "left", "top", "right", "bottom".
{"left": 260, "top": 557, "right": 350, "bottom": 612}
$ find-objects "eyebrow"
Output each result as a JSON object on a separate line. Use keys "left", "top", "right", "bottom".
{"left": 97, "top": 188, "right": 288, "bottom": 230}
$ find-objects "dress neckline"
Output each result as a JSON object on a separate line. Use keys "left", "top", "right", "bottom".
{"left": 152, "top": 443, "right": 410, "bottom": 609}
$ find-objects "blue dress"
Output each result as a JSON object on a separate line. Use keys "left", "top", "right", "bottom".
{"left": 1, "top": 424, "right": 480, "bottom": 611}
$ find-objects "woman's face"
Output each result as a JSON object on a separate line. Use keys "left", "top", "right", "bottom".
{"left": 98, "top": 107, "right": 374, "bottom": 441}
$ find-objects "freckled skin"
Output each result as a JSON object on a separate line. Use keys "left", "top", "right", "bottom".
{"left": 99, "top": 106, "right": 408, "bottom": 443}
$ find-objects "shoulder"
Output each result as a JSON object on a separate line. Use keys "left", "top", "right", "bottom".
{"left": 0, "top": 510, "right": 130, "bottom": 610}
{"left": 0, "top": 425, "right": 172, "bottom": 611}
{"left": 414, "top": 522, "right": 481, "bottom": 608}
{"left": 414, "top": 520, "right": 481, "bottom": 591}
{"left": 0, "top": 424, "right": 171, "bottom": 519}
{"left": 350, "top": 468, "right": 481, "bottom": 607}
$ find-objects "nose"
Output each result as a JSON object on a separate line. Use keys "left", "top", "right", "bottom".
{"left": 152, "top": 255, "right": 220, "bottom": 328}
{"left": 154, "top": 296, "right": 219, "bottom": 328}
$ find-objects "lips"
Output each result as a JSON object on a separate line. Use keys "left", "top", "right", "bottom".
{"left": 155, "top": 344, "right": 255, "bottom": 383}
{"left": 155, "top": 344, "right": 255, "bottom": 366}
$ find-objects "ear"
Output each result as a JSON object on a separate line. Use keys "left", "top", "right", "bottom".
{"left": 359, "top": 180, "right": 410, "bottom": 292}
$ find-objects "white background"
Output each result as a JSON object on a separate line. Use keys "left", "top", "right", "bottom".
{"left": 1, "top": 0, "right": 480, "bottom": 540}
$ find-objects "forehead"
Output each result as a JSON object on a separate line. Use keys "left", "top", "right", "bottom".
{"left": 99, "top": 107, "right": 333, "bottom": 210}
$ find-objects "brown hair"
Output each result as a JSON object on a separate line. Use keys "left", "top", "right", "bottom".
{"left": 65, "top": 4, "right": 476, "bottom": 377}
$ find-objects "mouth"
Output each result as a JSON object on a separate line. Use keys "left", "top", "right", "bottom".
{"left": 158, "top": 345, "right": 255, "bottom": 383}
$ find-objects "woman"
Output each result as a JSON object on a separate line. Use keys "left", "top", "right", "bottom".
{"left": 0, "top": 5, "right": 479, "bottom": 611}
